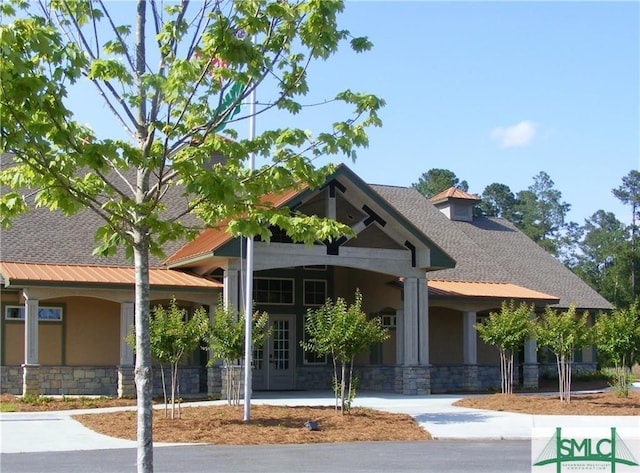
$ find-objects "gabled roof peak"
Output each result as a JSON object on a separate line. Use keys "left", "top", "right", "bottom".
{"left": 429, "top": 187, "right": 481, "bottom": 204}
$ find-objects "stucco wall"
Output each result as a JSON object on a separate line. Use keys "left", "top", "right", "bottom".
{"left": 335, "top": 268, "right": 402, "bottom": 313}
{"left": 1, "top": 291, "right": 67, "bottom": 365}
{"left": 63, "top": 297, "right": 120, "bottom": 366}
{"left": 477, "top": 337, "right": 499, "bottom": 364}
{"left": 333, "top": 267, "right": 401, "bottom": 365}
{"left": 429, "top": 307, "right": 463, "bottom": 364}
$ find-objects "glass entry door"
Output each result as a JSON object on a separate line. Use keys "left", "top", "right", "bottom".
{"left": 252, "top": 314, "right": 296, "bottom": 390}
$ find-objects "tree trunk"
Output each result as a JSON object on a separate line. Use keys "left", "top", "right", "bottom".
{"left": 160, "top": 364, "right": 167, "bottom": 418}
{"left": 507, "top": 350, "right": 513, "bottom": 394}
{"left": 556, "top": 355, "right": 563, "bottom": 402}
{"left": 499, "top": 350, "right": 507, "bottom": 394}
{"left": 133, "top": 239, "right": 153, "bottom": 473}
{"left": 340, "top": 362, "right": 346, "bottom": 414}
{"left": 332, "top": 356, "right": 339, "bottom": 412}
{"left": 171, "top": 361, "right": 178, "bottom": 419}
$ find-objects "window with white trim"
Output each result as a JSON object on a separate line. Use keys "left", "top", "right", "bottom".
{"left": 303, "top": 279, "right": 327, "bottom": 307}
{"left": 5, "top": 305, "right": 63, "bottom": 321}
{"left": 253, "top": 278, "right": 294, "bottom": 305}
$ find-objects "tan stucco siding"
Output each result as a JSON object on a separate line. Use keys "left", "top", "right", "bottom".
{"left": 3, "top": 324, "right": 24, "bottom": 365}
{"left": 63, "top": 297, "right": 119, "bottom": 366}
{"left": 477, "top": 337, "right": 499, "bottom": 364}
{"left": 334, "top": 267, "right": 401, "bottom": 365}
{"left": 380, "top": 328, "right": 397, "bottom": 364}
{"left": 2, "top": 291, "right": 64, "bottom": 365}
{"left": 334, "top": 268, "right": 402, "bottom": 313}
{"left": 40, "top": 324, "right": 63, "bottom": 364}
{"left": 429, "top": 308, "right": 463, "bottom": 364}
{"left": 3, "top": 323, "right": 63, "bottom": 365}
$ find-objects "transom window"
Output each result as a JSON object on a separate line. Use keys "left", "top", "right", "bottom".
{"left": 5, "top": 305, "right": 63, "bottom": 321}
{"left": 303, "top": 279, "right": 327, "bottom": 306}
{"left": 372, "top": 307, "right": 397, "bottom": 328}
{"left": 254, "top": 278, "right": 294, "bottom": 305}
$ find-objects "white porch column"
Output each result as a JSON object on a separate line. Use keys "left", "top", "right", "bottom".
{"left": 22, "top": 293, "right": 40, "bottom": 395}
{"left": 117, "top": 302, "right": 135, "bottom": 398}
{"left": 24, "top": 296, "right": 39, "bottom": 366}
{"left": 395, "top": 309, "right": 405, "bottom": 365}
{"left": 403, "top": 277, "right": 418, "bottom": 365}
{"left": 523, "top": 318, "right": 539, "bottom": 389}
{"left": 524, "top": 338, "right": 537, "bottom": 364}
{"left": 119, "top": 302, "right": 135, "bottom": 366}
{"left": 207, "top": 304, "right": 223, "bottom": 398}
{"left": 223, "top": 269, "right": 239, "bottom": 311}
{"left": 417, "top": 277, "right": 429, "bottom": 365}
{"left": 462, "top": 310, "right": 479, "bottom": 390}
{"left": 463, "top": 311, "right": 477, "bottom": 365}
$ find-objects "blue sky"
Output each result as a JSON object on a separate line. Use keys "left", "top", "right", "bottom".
{"left": 66, "top": 1, "right": 639, "bottom": 227}
{"left": 303, "top": 1, "right": 640, "bottom": 226}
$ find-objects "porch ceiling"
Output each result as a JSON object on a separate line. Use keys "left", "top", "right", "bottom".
{"left": 0, "top": 261, "right": 221, "bottom": 289}
{"left": 428, "top": 279, "right": 558, "bottom": 301}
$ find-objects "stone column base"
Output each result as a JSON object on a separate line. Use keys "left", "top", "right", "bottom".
{"left": 220, "top": 365, "right": 246, "bottom": 401}
{"left": 117, "top": 365, "right": 136, "bottom": 398}
{"left": 207, "top": 366, "right": 222, "bottom": 399}
{"left": 522, "top": 363, "right": 539, "bottom": 390}
{"left": 463, "top": 364, "right": 479, "bottom": 391}
{"left": 400, "top": 365, "right": 431, "bottom": 395}
{"left": 22, "top": 364, "right": 40, "bottom": 396}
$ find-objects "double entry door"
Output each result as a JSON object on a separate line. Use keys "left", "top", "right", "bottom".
{"left": 252, "top": 314, "right": 296, "bottom": 390}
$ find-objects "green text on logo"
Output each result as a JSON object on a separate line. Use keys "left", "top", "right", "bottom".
{"left": 533, "top": 427, "right": 639, "bottom": 473}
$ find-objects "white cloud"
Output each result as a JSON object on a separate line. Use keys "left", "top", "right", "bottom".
{"left": 490, "top": 120, "right": 537, "bottom": 148}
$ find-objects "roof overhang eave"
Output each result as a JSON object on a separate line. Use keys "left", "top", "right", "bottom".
{"left": 2, "top": 279, "right": 220, "bottom": 293}
{"left": 165, "top": 252, "right": 217, "bottom": 269}
{"left": 428, "top": 293, "right": 560, "bottom": 305}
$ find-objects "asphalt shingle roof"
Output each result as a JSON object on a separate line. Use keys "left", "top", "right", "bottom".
{"left": 370, "top": 184, "right": 612, "bottom": 310}
{"left": 1, "top": 153, "right": 612, "bottom": 311}
{"left": 0, "top": 154, "right": 194, "bottom": 269}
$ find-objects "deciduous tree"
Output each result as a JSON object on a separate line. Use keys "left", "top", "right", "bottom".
{"left": 593, "top": 304, "right": 640, "bottom": 397}
{"left": 0, "top": 1, "right": 383, "bottom": 471}
{"left": 208, "top": 300, "right": 270, "bottom": 406}
{"left": 534, "top": 305, "right": 590, "bottom": 404}
{"left": 302, "top": 290, "right": 388, "bottom": 414}
{"left": 475, "top": 300, "right": 533, "bottom": 394}
{"left": 128, "top": 299, "right": 209, "bottom": 419}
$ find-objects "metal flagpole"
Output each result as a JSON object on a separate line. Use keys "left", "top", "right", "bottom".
{"left": 243, "top": 49, "right": 257, "bottom": 422}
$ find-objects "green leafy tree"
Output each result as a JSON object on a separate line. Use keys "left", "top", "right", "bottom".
{"left": 534, "top": 305, "right": 591, "bottom": 404}
{"left": 412, "top": 168, "right": 469, "bottom": 198}
{"left": 593, "top": 304, "right": 640, "bottom": 397}
{"left": 0, "top": 2, "right": 383, "bottom": 471}
{"left": 613, "top": 170, "right": 640, "bottom": 300}
{"left": 477, "top": 183, "right": 517, "bottom": 219}
{"left": 513, "top": 172, "right": 571, "bottom": 257}
{"left": 475, "top": 300, "right": 533, "bottom": 394}
{"left": 128, "top": 299, "right": 209, "bottom": 419}
{"left": 571, "top": 210, "right": 631, "bottom": 307}
{"left": 208, "top": 300, "right": 270, "bottom": 406}
{"left": 302, "top": 290, "right": 388, "bottom": 414}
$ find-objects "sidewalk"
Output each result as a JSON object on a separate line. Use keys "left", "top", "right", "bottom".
{"left": 2, "top": 389, "right": 638, "bottom": 454}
